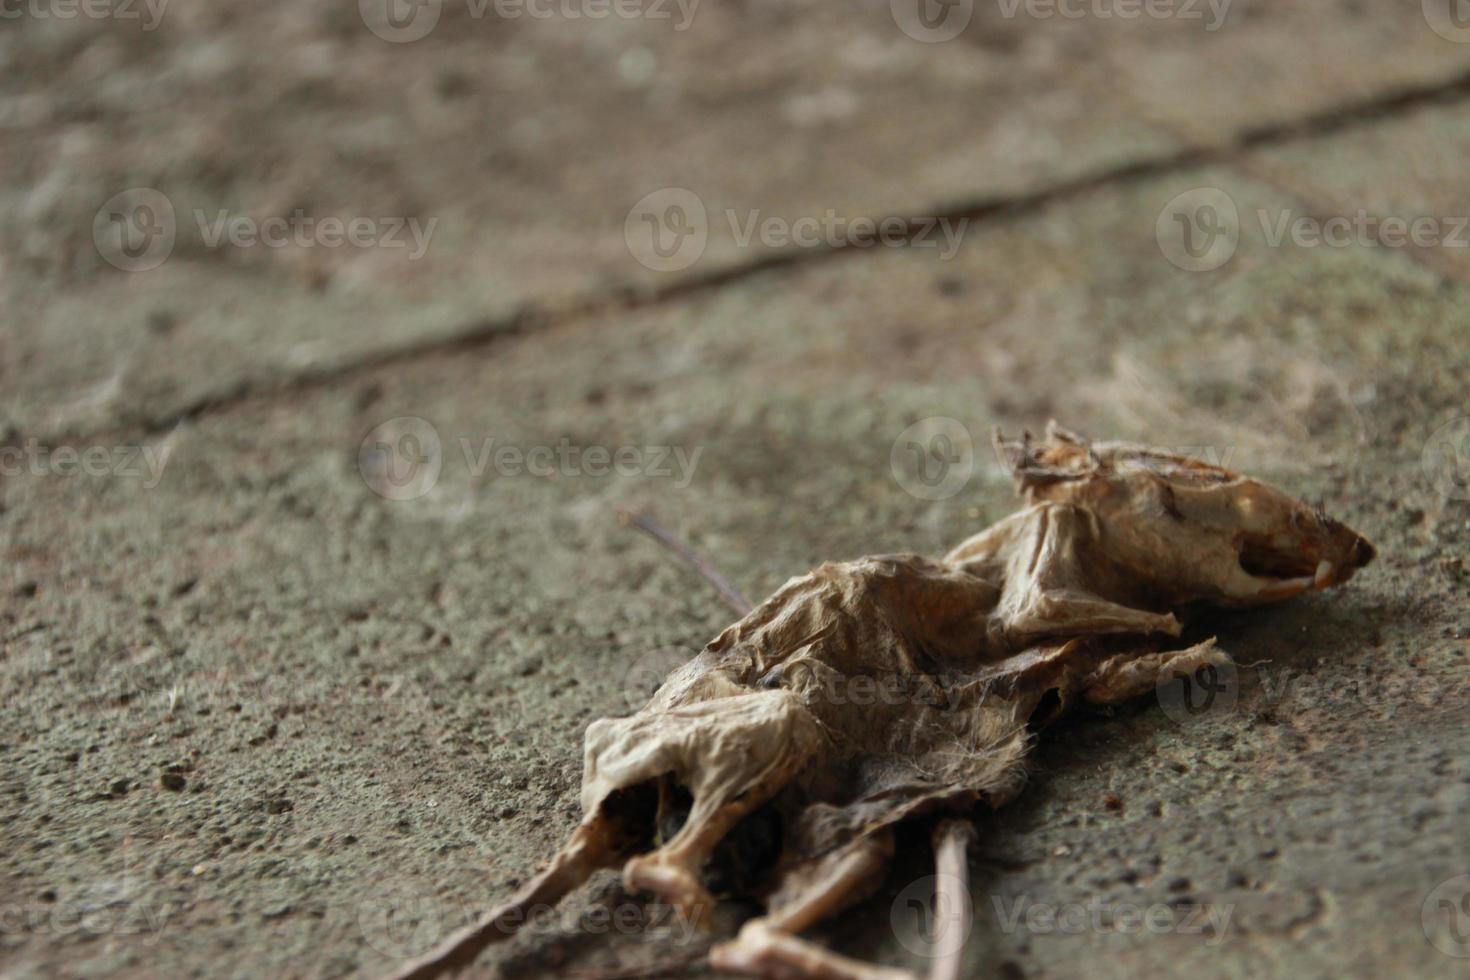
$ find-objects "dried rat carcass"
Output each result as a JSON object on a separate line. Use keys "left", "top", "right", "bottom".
{"left": 391, "top": 425, "right": 1374, "bottom": 980}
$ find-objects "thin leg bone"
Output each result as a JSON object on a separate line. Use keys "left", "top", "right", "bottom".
{"left": 927, "top": 820, "right": 977, "bottom": 980}
{"left": 763, "top": 834, "right": 896, "bottom": 935}
{"left": 619, "top": 509, "right": 753, "bottom": 616}
{"left": 715, "top": 924, "right": 917, "bottom": 980}
{"left": 622, "top": 755, "right": 802, "bottom": 929}
{"left": 390, "top": 510, "right": 752, "bottom": 980}
{"left": 710, "top": 832, "right": 914, "bottom": 980}
{"left": 384, "top": 820, "right": 622, "bottom": 980}
{"left": 615, "top": 510, "right": 771, "bottom": 924}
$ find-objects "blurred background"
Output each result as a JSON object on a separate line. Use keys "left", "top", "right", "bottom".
{"left": 2, "top": 1, "right": 1469, "bottom": 977}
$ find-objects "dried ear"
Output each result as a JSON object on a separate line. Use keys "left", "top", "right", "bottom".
{"left": 1043, "top": 420, "right": 1088, "bottom": 447}
{"left": 992, "top": 424, "right": 1099, "bottom": 500}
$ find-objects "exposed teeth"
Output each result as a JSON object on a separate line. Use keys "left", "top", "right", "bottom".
{"left": 1259, "top": 575, "right": 1313, "bottom": 600}
{"left": 1314, "top": 560, "right": 1335, "bottom": 589}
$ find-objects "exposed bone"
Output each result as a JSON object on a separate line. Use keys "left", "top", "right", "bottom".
{"left": 927, "top": 821, "right": 978, "bottom": 980}
{"left": 384, "top": 424, "right": 1375, "bottom": 980}
{"left": 385, "top": 821, "right": 622, "bottom": 980}
{"left": 711, "top": 832, "right": 901, "bottom": 979}
{"left": 714, "top": 922, "right": 916, "bottom": 980}
{"left": 619, "top": 509, "right": 753, "bottom": 616}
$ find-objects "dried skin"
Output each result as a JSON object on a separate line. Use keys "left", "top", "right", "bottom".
{"left": 391, "top": 425, "right": 1375, "bottom": 980}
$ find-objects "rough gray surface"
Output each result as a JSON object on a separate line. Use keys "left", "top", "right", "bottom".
{"left": 6, "top": 1, "right": 1470, "bottom": 438}
{"left": 2, "top": 4, "right": 1469, "bottom": 980}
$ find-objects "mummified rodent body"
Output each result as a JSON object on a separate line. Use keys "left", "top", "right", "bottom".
{"left": 391, "top": 424, "right": 1375, "bottom": 980}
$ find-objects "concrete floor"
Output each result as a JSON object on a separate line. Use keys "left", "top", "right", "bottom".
{"left": 2, "top": 3, "right": 1469, "bottom": 978}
